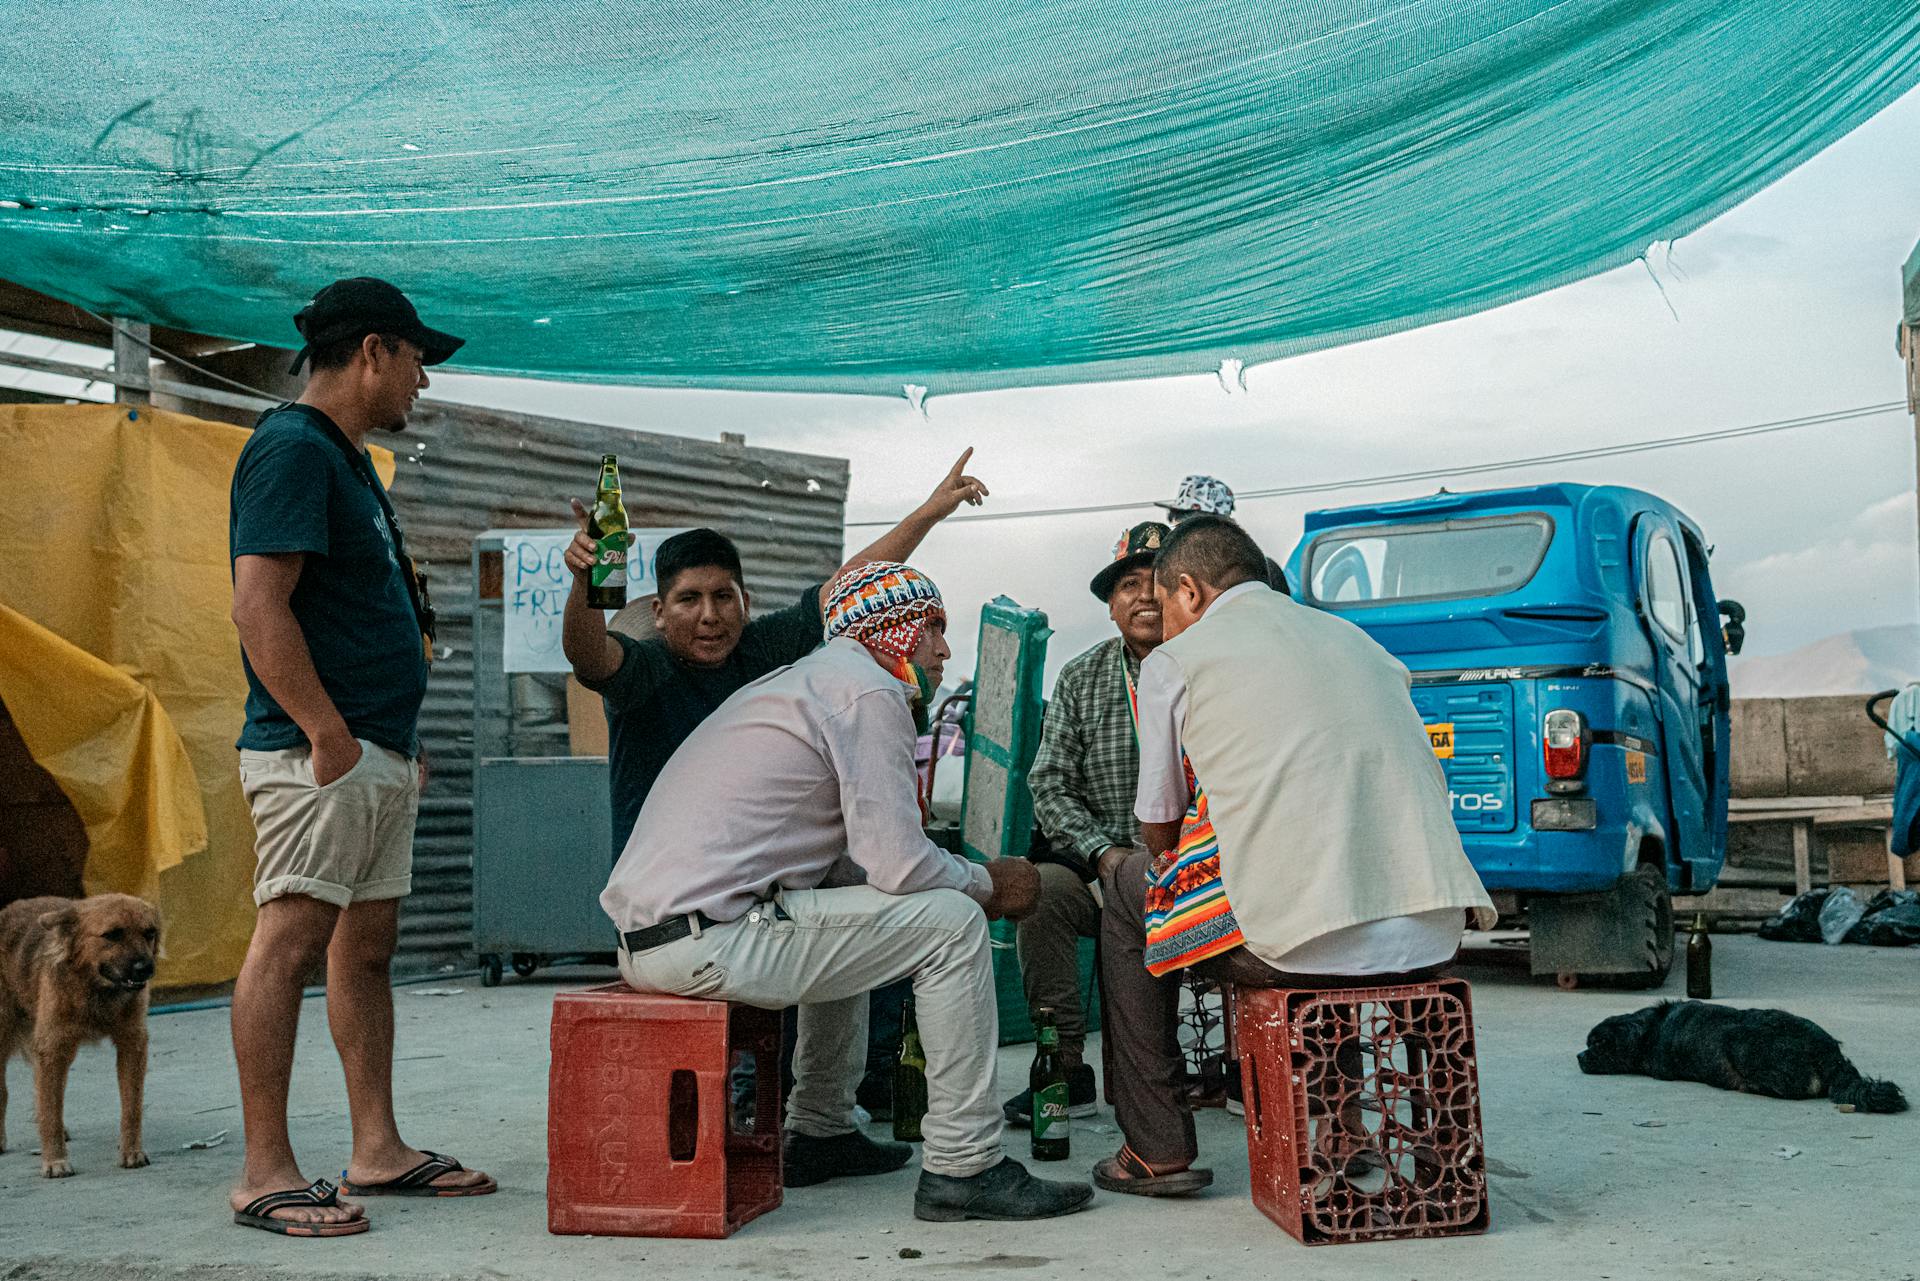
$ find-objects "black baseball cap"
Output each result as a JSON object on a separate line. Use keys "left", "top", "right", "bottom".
{"left": 1090, "top": 521, "right": 1170, "bottom": 601}
{"left": 288, "top": 277, "right": 465, "bottom": 374}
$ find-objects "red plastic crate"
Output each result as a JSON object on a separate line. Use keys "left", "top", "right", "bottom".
{"left": 1232, "top": 978, "right": 1488, "bottom": 1245}
{"left": 548, "top": 984, "right": 782, "bottom": 1238}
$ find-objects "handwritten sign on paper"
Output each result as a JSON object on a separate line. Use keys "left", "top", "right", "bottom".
{"left": 500, "top": 528, "right": 691, "bottom": 672}
{"left": 501, "top": 532, "right": 572, "bottom": 672}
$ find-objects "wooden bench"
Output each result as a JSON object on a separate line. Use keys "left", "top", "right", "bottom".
{"left": 1725, "top": 795, "right": 1905, "bottom": 896}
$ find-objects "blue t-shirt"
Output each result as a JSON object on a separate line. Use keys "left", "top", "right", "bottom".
{"left": 229, "top": 405, "right": 428, "bottom": 756}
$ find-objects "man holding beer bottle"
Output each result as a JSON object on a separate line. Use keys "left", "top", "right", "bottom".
{"left": 561, "top": 449, "right": 992, "bottom": 855}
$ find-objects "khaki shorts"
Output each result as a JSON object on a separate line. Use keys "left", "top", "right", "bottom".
{"left": 239, "top": 738, "right": 419, "bottom": 908}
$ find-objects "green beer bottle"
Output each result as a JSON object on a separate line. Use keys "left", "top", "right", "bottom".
{"left": 1686, "top": 911, "right": 1713, "bottom": 1000}
{"left": 586, "top": 454, "right": 629, "bottom": 610}
{"left": 893, "top": 997, "right": 929, "bottom": 1143}
{"left": 1030, "top": 1007, "right": 1069, "bottom": 1161}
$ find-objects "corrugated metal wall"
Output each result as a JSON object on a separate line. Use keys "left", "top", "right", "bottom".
{"left": 385, "top": 399, "right": 849, "bottom": 973}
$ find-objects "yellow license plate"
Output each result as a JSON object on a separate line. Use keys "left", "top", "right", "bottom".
{"left": 1625, "top": 750, "right": 1647, "bottom": 784}
{"left": 1427, "top": 723, "right": 1455, "bottom": 758}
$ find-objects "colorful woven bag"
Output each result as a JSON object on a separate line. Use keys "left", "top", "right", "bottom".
{"left": 1126, "top": 665, "right": 1245, "bottom": 976}
{"left": 1142, "top": 756, "right": 1245, "bottom": 976}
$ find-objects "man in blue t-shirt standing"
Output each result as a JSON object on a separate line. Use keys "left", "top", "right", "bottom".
{"left": 226, "top": 279, "right": 491, "bottom": 1237}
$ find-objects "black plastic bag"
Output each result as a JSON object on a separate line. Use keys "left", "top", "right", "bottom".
{"left": 1847, "top": 889, "right": 1920, "bottom": 947}
{"left": 1861, "top": 904, "right": 1920, "bottom": 947}
{"left": 1758, "top": 889, "right": 1832, "bottom": 943}
{"left": 1843, "top": 889, "right": 1908, "bottom": 943}
{"left": 1861, "top": 889, "right": 1906, "bottom": 915}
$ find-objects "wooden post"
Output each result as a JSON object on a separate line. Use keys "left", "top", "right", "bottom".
{"left": 111, "top": 317, "right": 150, "bottom": 406}
{"left": 1791, "top": 818, "right": 1812, "bottom": 897}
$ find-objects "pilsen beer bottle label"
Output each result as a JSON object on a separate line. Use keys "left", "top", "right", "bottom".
{"left": 1030, "top": 1011, "right": 1069, "bottom": 1159}
{"left": 1034, "top": 1083, "right": 1070, "bottom": 1141}
{"left": 593, "top": 535, "right": 627, "bottom": 589}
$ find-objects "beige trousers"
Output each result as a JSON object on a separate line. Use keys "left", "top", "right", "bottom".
{"left": 619, "top": 884, "right": 1003, "bottom": 1177}
{"left": 238, "top": 738, "right": 418, "bottom": 908}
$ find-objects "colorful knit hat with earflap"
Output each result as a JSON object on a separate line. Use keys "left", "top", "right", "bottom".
{"left": 824, "top": 561, "right": 946, "bottom": 697}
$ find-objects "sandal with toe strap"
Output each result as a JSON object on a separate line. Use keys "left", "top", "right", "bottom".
{"left": 1092, "top": 1145, "right": 1214, "bottom": 1197}
{"left": 233, "top": 1178, "right": 370, "bottom": 1236}
{"left": 342, "top": 1150, "right": 497, "bottom": 1198}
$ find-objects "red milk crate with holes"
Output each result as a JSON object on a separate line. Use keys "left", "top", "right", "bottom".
{"left": 1231, "top": 978, "right": 1489, "bottom": 1245}
{"left": 547, "top": 985, "right": 783, "bottom": 1239}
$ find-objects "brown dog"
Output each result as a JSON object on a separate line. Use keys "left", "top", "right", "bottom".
{"left": 0, "top": 894, "right": 160, "bottom": 1177}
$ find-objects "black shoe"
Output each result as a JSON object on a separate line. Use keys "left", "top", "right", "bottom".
{"left": 1002, "top": 1063, "right": 1098, "bottom": 1128}
{"left": 783, "top": 1129, "right": 914, "bottom": 1188}
{"left": 915, "top": 1157, "right": 1095, "bottom": 1222}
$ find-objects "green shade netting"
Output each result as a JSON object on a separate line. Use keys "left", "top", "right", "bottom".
{"left": 3, "top": 1, "right": 1918, "bottom": 394}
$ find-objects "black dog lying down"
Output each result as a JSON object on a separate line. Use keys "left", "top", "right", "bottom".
{"left": 1578, "top": 1001, "right": 1906, "bottom": 1113}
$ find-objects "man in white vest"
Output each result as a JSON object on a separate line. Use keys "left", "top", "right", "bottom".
{"left": 1091, "top": 515, "right": 1495, "bottom": 1197}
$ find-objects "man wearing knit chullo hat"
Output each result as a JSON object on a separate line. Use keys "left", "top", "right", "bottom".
{"left": 602, "top": 561, "right": 1095, "bottom": 1223}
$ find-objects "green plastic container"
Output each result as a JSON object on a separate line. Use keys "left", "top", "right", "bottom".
{"left": 954, "top": 598, "right": 1098, "bottom": 1044}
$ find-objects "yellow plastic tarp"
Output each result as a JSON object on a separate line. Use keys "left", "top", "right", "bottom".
{"left": 0, "top": 403, "right": 393, "bottom": 987}
{"left": 0, "top": 603, "right": 206, "bottom": 897}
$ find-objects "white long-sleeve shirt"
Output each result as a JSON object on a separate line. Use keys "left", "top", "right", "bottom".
{"left": 602, "top": 637, "right": 992, "bottom": 933}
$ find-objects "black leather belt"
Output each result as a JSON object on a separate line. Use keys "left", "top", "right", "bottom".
{"left": 621, "top": 912, "right": 721, "bottom": 954}
{"left": 621, "top": 903, "right": 787, "bottom": 954}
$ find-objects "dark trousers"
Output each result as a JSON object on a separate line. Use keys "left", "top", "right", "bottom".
{"left": 1098, "top": 847, "right": 1451, "bottom": 1166}
{"left": 1097, "top": 849, "right": 1196, "bottom": 1166}
{"left": 860, "top": 976, "right": 912, "bottom": 1095}
{"left": 1015, "top": 861, "right": 1099, "bottom": 1062}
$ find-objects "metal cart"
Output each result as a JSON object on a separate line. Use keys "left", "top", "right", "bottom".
{"left": 469, "top": 530, "right": 620, "bottom": 986}
{"left": 472, "top": 756, "right": 613, "bottom": 986}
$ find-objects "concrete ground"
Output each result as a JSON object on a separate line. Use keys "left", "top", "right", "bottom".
{"left": 2, "top": 936, "right": 1915, "bottom": 1281}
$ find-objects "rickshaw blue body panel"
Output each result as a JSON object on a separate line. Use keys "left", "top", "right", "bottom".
{"left": 1286, "top": 484, "right": 1730, "bottom": 899}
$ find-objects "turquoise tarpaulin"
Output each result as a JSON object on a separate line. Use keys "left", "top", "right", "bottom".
{"left": 3, "top": 2, "right": 1918, "bottom": 393}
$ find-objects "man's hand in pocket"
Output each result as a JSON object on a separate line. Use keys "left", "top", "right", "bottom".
{"left": 311, "top": 733, "right": 364, "bottom": 787}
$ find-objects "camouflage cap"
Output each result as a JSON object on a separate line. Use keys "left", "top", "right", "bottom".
{"left": 1090, "top": 521, "right": 1170, "bottom": 601}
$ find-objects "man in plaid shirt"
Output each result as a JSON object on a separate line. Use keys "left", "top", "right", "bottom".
{"left": 1002, "top": 521, "right": 1169, "bottom": 1126}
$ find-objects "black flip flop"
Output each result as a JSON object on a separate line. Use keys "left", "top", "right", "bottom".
{"left": 233, "top": 1178, "right": 370, "bottom": 1236}
{"left": 1092, "top": 1146, "right": 1214, "bottom": 1197}
{"left": 341, "top": 1150, "right": 497, "bottom": 1198}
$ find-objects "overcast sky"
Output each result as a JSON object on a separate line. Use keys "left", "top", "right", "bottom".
{"left": 422, "top": 86, "right": 1918, "bottom": 688}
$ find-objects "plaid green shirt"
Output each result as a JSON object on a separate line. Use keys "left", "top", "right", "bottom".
{"left": 1029, "top": 636, "right": 1143, "bottom": 876}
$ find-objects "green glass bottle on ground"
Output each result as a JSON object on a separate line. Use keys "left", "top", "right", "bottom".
{"left": 893, "top": 996, "right": 928, "bottom": 1143}
{"left": 1686, "top": 911, "right": 1712, "bottom": 1000}
{"left": 586, "top": 453, "right": 629, "bottom": 610}
{"left": 1031, "top": 1007, "right": 1069, "bottom": 1161}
